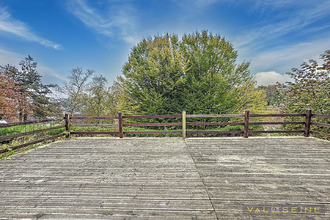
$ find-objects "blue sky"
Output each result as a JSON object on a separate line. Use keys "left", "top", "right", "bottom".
{"left": 0, "top": 0, "right": 329, "bottom": 86}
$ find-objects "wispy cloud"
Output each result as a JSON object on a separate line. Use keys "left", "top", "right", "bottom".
{"left": 0, "top": 47, "right": 66, "bottom": 81}
{"left": 37, "top": 65, "right": 67, "bottom": 81}
{"left": 68, "top": 0, "right": 113, "bottom": 37}
{"left": 0, "top": 7, "right": 61, "bottom": 50}
{"left": 248, "top": 0, "right": 300, "bottom": 11}
{"left": 67, "top": 0, "right": 139, "bottom": 45}
{"left": 234, "top": 2, "right": 330, "bottom": 49}
{"left": 231, "top": 0, "right": 330, "bottom": 77}
{"left": 250, "top": 37, "right": 330, "bottom": 74}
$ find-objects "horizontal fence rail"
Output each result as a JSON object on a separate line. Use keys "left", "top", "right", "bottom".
{"left": 309, "top": 114, "right": 330, "bottom": 138}
{"left": 65, "top": 109, "right": 329, "bottom": 139}
{"left": 186, "top": 122, "right": 244, "bottom": 126}
{"left": 186, "top": 130, "right": 244, "bottom": 135}
{"left": 70, "top": 131, "right": 118, "bottom": 135}
{"left": 123, "top": 115, "right": 181, "bottom": 119}
{"left": 124, "top": 122, "right": 182, "bottom": 127}
{"left": 0, "top": 118, "right": 63, "bottom": 128}
{"left": 0, "top": 118, "right": 66, "bottom": 155}
{"left": 70, "top": 116, "right": 118, "bottom": 120}
{"left": 0, "top": 125, "right": 65, "bottom": 142}
{"left": 1, "top": 109, "right": 329, "bottom": 155}
{"left": 186, "top": 114, "right": 244, "bottom": 118}
{"left": 0, "top": 133, "right": 65, "bottom": 154}
{"left": 249, "top": 122, "right": 305, "bottom": 125}
{"left": 249, "top": 113, "right": 306, "bottom": 117}
{"left": 70, "top": 124, "right": 119, "bottom": 127}
{"left": 124, "top": 131, "right": 182, "bottom": 135}
{"left": 312, "top": 114, "right": 330, "bottom": 119}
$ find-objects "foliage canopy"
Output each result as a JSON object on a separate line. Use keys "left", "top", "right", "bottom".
{"left": 1, "top": 56, "right": 59, "bottom": 121}
{"left": 277, "top": 50, "right": 330, "bottom": 115}
{"left": 58, "top": 68, "right": 116, "bottom": 116}
{"left": 116, "top": 31, "right": 266, "bottom": 115}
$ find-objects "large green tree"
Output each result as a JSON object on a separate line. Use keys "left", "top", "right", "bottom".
{"left": 278, "top": 50, "right": 330, "bottom": 114}
{"left": 119, "top": 34, "right": 187, "bottom": 115}
{"left": 116, "top": 31, "right": 266, "bottom": 115}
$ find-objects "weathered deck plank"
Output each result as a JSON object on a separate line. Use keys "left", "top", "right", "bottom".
{"left": 0, "top": 137, "right": 329, "bottom": 219}
{"left": 0, "top": 138, "right": 216, "bottom": 219}
{"left": 184, "top": 137, "right": 329, "bottom": 219}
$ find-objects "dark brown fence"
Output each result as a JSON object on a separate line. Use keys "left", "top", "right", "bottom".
{"left": 1, "top": 109, "right": 329, "bottom": 155}
{"left": 310, "top": 114, "right": 330, "bottom": 138}
{"left": 0, "top": 118, "right": 66, "bottom": 154}
{"left": 69, "top": 115, "right": 119, "bottom": 136}
{"left": 66, "top": 109, "right": 329, "bottom": 139}
{"left": 69, "top": 114, "right": 182, "bottom": 138}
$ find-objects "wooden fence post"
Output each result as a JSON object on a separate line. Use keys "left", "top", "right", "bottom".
{"left": 304, "top": 109, "right": 312, "bottom": 137}
{"left": 118, "top": 112, "right": 123, "bottom": 138}
{"left": 244, "top": 110, "right": 250, "bottom": 138}
{"left": 64, "top": 113, "right": 70, "bottom": 138}
{"left": 182, "top": 111, "right": 186, "bottom": 139}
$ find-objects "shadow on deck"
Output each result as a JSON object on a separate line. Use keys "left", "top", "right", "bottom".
{"left": 0, "top": 137, "right": 329, "bottom": 219}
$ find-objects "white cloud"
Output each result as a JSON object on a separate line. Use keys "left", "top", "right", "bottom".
{"left": 0, "top": 7, "right": 61, "bottom": 50}
{"left": 248, "top": 0, "right": 302, "bottom": 11}
{"left": 67, "top": 0, "right": 139, "bottom": 45}
{"left": 234, "top": 1, "right": 330, "bottom": 49}
{"left": 37, "top": 65, "right": 67, "bottom": 82}
{"left": 68, "top": 0, "right": 113, "bottom": 37}
{"left": 255, "top": 71, "right": 292, "bottom": 86}
{"left": 250, "top": 38, "right": 330, "bottom": 74}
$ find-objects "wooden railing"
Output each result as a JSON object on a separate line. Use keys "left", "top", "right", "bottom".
{"left": 67, "top": 110, "right": 329, "bottom": 139}
{"left": 0, "top": 118, "right": 66, "bottom": 154}
{"left": 310, "top": 114, "right": 330, "bottom": 137}
{"left": 0, "top": 109, "right": 329, "bottom": 155}
{"left": 69, "top": 113, "right": 183, "bottom": 138}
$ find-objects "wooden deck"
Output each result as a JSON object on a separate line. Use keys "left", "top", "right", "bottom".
{"left": 0, "top": 137, "right": 329, "bottom": 219}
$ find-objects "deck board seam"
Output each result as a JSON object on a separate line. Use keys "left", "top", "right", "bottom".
{"left": 183, "top": 139, "right": 219, "bottom": 220}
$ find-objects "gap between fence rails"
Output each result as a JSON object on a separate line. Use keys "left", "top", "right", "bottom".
{"left": 2, "top": 109, "right": 328, "bottom": 156}
{"left": 64, "top": 109, "right": 320, "bottom": 139}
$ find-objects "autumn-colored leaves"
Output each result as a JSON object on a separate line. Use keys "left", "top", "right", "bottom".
{"left": 0, "top": 72, "right": 33, "bottom": 121}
